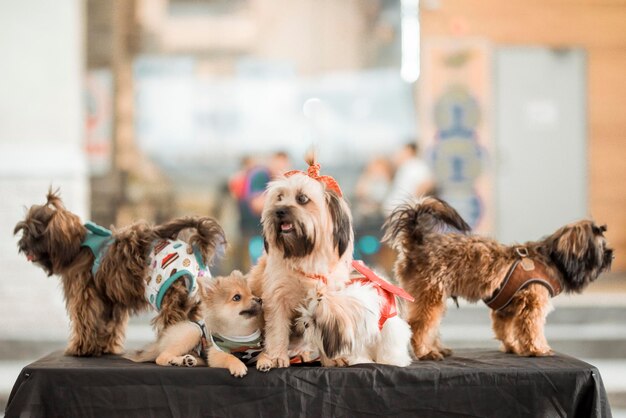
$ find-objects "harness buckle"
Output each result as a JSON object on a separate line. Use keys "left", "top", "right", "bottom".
{"left": 515, "top": 247, "right": 529, "bottom": 258}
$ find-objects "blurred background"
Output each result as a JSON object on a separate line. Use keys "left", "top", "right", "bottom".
{"left": 1, "top": 0, "right": 625, "bottom": 414}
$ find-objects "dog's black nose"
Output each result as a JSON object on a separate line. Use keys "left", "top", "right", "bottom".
{"left": 275, "top": 208, "right": 287, "bottom": 218}
{"left": 254, "top": 297, "right": 262, "bottom": 305}
{"left": 606, "top": 248, "right": 615, "bottom": 261}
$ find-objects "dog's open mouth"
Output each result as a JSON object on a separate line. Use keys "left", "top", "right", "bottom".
{"left": 280, "top": 222, "right": 294, "bottom": 233}
{"left": 26, "top": 252, "right": 37, "bottom": 262}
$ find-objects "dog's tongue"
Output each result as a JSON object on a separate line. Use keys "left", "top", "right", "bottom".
{"left": 26, "top": 253, "right": 35, "bottom": 262}
{"left": 281, "top": 222, "right": 293, "bottom": 232}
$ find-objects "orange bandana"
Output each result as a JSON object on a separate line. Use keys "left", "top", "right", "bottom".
{"left": 284, "top": 162, "right": 343, "bottom": 197}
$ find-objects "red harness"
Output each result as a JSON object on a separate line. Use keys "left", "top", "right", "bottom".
{"left": 351, "top": 260, "right": 414, "bottom": 330}
{"left": 347, "top": 276, "right": 398, "bottom": 330}
{"left": 299, "top": 261, "right": 414, "bottom": 330}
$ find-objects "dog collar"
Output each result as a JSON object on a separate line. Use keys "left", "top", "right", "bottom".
{"left": 212, "top": 329, "right": 262, "bottom": 343}
{"left": 210, "top": 329, "right": 263, "bottom": 356}
{"left": 484, "top": 251, "right": 562, "bottom": 311}
{"left": 81, "top": 221, "right": 114, "bottom": 276}
{"left": 192, "top": 319, "right": 209, "bottom": 360}
{"left": 295, "top": 269, "right": 328, "bottom": 285}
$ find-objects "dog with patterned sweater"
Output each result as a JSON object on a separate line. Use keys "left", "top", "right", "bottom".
{"left": 14, "top": 190, "right": 225, "bottom": 357}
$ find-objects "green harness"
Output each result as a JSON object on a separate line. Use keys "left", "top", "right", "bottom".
{"left": 80, "top": 221, "right": 114, "bottom": 276}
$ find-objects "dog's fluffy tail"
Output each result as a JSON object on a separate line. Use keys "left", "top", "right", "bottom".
{"left": 154, "top": 216, "right": 226, "bottom": 266}
{"left": 382, "top": 197, "right": 471, "bottom": 253}
{"left": 123, "top": 342, "right": 160, "bottom": 363}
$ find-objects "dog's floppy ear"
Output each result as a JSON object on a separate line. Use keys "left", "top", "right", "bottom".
{"left": 260, "top": 214, "right": 272, "bottom": 254}
{"left": 325, "top": 190, "right": 352, "bottom": 258}
{"left": 320, "top": 317, "right": 350, "bottom": 359}
{"left": 45, "top": 208, "right": 85, "bottom": 274}
{"left": 13, "top": 220, "right": 30, "bottom": 237}
{"left": 314, "top": 295, "right": 354, "bottom": 359}
{"left": 592, "top": 223, "right": 607, "bottom": 235}
{"left": 548, "top": 223, "right": 595, "bottom": 292}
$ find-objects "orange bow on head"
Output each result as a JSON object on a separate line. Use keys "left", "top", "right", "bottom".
{"left": 284, "top": 162, "right": 343, "bottom": 197}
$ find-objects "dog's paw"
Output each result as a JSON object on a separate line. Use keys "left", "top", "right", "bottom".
{"left": 321, "top": 357, "right": 349, "bottom": 367}
{"left": 65, "top": 344, "right": 100, "bottom": 357}
{"left": 165, "top": 354, "right": 198, "bottom": 367}
{"left": 103, "top": 341, "right": 125, "bottom": 356}
{"left": 500, "top": 343, "right": 516, "bottom": 354}
{"left": 229, "top": 361, "right": 248, "bottom": 378}
{"left": 439, "top": 347, "right": 453, "bottom": 357}
{"left": 64, "top": 346, "right": 80, "bottom": 357}
{"left": 522, "top": 348, "right": 554, "bottom": 357}
{"left": 256, "top": 353, "right": 274, "bottom": 372}
{"left": 181, "top": 354, "right": 197, "bottom": 367}
{"left": 275, "top": 354, "right": 291, "bottom": 368}
{"left": 516, "top": 342, "right": 553, "bottom": 357}
{"left": 298, "top": 351, "right": 316, "bottom": 363}
{"left": 419, "top": 350, "right": 445, "bottom": 361}
{"left": 320, "top": 357, "right": 337, "bottom": 367}
{"left": 338, "top": 357, "right": 350, "bottom": 367}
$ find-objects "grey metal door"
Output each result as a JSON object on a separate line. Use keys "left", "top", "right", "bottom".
{"left": 494, "top": 47, "right": 586, "bottom": 243}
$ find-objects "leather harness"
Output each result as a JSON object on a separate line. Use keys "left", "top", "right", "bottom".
{"left": 483, "top": 248, "right": 562, "bottom": 312}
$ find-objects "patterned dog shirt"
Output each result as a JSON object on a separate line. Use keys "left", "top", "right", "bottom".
{"left": 145, "top": 238, "right": 211, "bottom": 311}
{"left": 210, "top": 329, "right": 264, "bottom": 365}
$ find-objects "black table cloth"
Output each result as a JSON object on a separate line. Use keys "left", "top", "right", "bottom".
{"left": 5, "top": 349, "right": 611, "bottom": 418}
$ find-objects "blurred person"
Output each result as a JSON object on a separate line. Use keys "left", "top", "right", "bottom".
{"left": 228, "top": 156, "right": 256, "bottom": 202}
{"left": 355, "top": 157, "right": 393, "bottom": 225}
{"left": 369, "top": 141, "right": 435, "bottom": 275}
{"left": 353, "top": 157, "right": 393, "bottom": 269}
{"left": 244, "top": 151, "right": 291, "bottom": 218}
{"left": 383, "top": 141, "right": 435, "bottom": 215}
{"left": 231, "top": 151, "right": 291, "bottom": 270}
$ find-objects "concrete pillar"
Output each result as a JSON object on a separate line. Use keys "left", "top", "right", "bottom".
{"left": 0, "top": 0, "right": 88, "bottom": 339}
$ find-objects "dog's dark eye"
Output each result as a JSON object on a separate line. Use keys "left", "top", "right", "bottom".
{"left": 296, "top": 194, "right": 309, "bottom": 205}
{"left": 277, "top": 194, "right": 283, "bottom": 202}
{"left": 232, "top": 294, "right": 241, "bottom": 302}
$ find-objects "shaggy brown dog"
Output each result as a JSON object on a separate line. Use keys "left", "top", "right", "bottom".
{"left": 14, "top": 190, "right": 225, "bottom": 357}
{"left": 383, "top": 197, "right": 614, "bottom": 359}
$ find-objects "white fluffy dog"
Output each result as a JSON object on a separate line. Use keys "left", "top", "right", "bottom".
{"left": 297, "top": 280, "right": 413, "bottom": 367}
{"left": 249, "top": 157, "right": 354, "bottom": 371}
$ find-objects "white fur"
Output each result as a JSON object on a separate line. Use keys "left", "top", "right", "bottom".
{"left": 299, "top": 281, "right": 412, "bottom": 367}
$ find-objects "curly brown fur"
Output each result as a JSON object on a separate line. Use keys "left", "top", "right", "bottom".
{"left": 14, "top": 189, "right": 226, "bottom": 357}
{"left": 153, "top": 216, "right": 226, "bottom": 266}
{"left": 383, "top": 196, "right": 614, "bottom": 359}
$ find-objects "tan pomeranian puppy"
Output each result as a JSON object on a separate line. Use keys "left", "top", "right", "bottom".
{"left": 126, "top": 270, "right": 263, "bottom": 377}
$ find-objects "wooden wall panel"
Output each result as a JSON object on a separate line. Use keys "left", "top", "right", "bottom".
{"left": 421, "top": 0, "right": 626, "bottom": 269}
